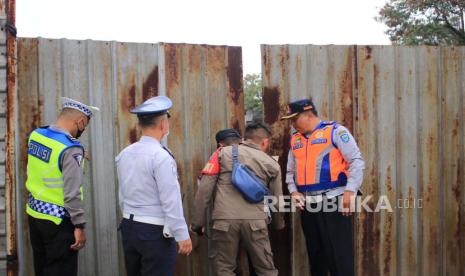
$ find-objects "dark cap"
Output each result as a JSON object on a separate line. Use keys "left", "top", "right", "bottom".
{"left": 281, "top": 99, "right": 316, "bottom": 120}
{"left": 215, "top": 128, "right": 241, "bottom": 144}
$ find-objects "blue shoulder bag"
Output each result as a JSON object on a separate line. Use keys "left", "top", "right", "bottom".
{"left": 231, "top": 144, "right": 269, "bottom": 203}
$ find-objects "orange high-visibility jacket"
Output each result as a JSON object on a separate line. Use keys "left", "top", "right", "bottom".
{"left": 290, "top": 121, "right": 348, "bottom": 192}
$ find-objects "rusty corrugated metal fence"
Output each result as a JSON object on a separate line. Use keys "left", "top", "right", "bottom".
{"left": 261, "top": 44, "right": 465, "bottom": 276}
{"left": 9, "top": 40, "right": 465, "bottom": 275}
{"left": 2, "top": 0, "right": 16, "bottom": 274}
{"left": 0, "top": 0, "right": 6, "bottom": 272}
{"left": 15, "top": 38, "right": 243, "bottom": 276}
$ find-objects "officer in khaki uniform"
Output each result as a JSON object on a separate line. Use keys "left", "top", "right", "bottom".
{"left": 191, "top": 123, "right": 284, "bottom": 276}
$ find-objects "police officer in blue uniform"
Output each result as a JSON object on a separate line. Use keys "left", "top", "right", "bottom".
{"left": 116, "top": 96, "right": 192, "bottom": 276}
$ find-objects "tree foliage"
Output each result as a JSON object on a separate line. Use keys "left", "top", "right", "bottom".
{"left": 377, "top": 0, "right": 465, "bottom": 45}
{"left": 244, "top": 73, "right": 263, "bottom": 113}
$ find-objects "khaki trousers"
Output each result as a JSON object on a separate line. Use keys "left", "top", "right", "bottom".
{"left": 210, "top": 219, "right": 278, "bottom": 276}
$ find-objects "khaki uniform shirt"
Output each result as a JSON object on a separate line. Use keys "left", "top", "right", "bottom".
{"left": 192, "top": 141, "right": 284, "bottom": 229}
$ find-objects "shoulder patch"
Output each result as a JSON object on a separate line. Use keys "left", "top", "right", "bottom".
{"left": 201, "top": 148, "right": 221, "bottom": 175}
{"left": 338, "top": 129, "right": 347, "bottom": 136}
{"left": 339, "top": 132, "right": 350, "bottom": 143}
{"left": 73, "top": 154, "right": 84, "bottom": 167}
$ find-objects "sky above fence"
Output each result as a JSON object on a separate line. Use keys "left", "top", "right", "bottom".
{"left": 17, "top": 0, "right": 390, "bottom": 74}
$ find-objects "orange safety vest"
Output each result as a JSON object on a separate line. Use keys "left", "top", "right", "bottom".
{"left": 290, "top": 121, "right": 348, "bottom": 192}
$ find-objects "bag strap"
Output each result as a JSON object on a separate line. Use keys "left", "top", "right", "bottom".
{"left": 232, "top": 144, "right": 239, "bottom": 165}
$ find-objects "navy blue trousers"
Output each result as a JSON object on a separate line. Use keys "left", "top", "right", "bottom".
{"left": 120, "top": 218, "right": 177, "bottom": 276}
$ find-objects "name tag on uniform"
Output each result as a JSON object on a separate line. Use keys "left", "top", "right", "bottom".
{"left": 292, "top": 144, "right": 304, "bottom": 150}
{"left": 28, "top": 140, "right": 52, "bottom": 163}
{"left": 311, "top": 138, "right": 327, "bottom": 145}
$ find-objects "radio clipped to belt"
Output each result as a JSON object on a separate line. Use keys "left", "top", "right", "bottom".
{"left": 231, "top": 144, "right": 269, "bottom": 203}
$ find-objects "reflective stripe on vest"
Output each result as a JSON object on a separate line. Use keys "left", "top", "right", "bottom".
{"left": 28, "top": 193, "right": 69, "bottom": 219}
{"left": 25, "top": 127, "right": 83, "bottom": 225}
{"left": 290, "top": 121, "right": 348, "bottom": 192}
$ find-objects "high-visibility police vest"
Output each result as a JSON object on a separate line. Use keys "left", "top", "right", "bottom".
{"left": 290, "top": 121, "right": 348, "bottom": 192}
{"left": 25, "top": 127, "right": 84, "bottom": 225}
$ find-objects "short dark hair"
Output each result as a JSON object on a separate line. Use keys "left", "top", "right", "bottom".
{"left": 218, "top": 137, "right": 242, "bottom": 147}
{"left": 59, "top": 108, "right": 89, "bottom": 120}
{"left": 244, "top": 123, "right": 272, "bottom": 142}
{"left": 137, "top": 113, "right": 165, "bottom": 128}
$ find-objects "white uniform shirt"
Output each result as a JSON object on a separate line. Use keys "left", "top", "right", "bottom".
{"left": 116, "top": 136, "right": 189, "bottom": 241}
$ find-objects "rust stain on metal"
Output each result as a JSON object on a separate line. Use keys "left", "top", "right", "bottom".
{"left": 338, "top": 50, "right": 354, "bottom": 132}
{"left": 166, "top": 44, "right": 179, "bottom": 88}
{"left": 188, "top": 45, "right": 200, "bottom": 73}
{"left": 205, "top": 46, "right": 224, "bottom": 77}
{"left": 373, "top": 64, "right": 379, "bottom": 108}
{"left": 263, "top": 86, "right": 281, "bottom": 125}
{"left": 227, "top": 47, "right": 242, "bottom": 105}
{"left": 232, "top": 120, "right": 241, "bottom": 137}
{"left": 383, "top": 213, "right": 393, "bottom": 275}
{"left": 353, "top": 45, "right": 359, "bottom": 91}
{"left": 361, "top": 204, "right": 378, "bottom": 275}
{"left": 263, "top": 46, "right": 271, "bottom": 82}
{"left": 6, "top": 0, "right": 18, "bottom": 275}
{"left": 383, "top": 166, "right": 394, "bottom": 275}
{"left": 361, "top": 165, "right": 380, "bottom": 276}
{"left": 121, "top": 85, "right": 136, "bottom": 113}
{"left": 142, "top": 66, "right": 159, "bottom": 100}
{"left": 364, "top": 46, "right": 372, "bottom": 60}
{"left": 279, "top": 46, "right": 289, "bottom": 79}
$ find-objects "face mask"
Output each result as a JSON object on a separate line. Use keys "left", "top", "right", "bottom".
{"left": 75, "top": 128, "right": 85, "bottom": 139}
{"left": 75, "top": 120, "right": 86, "bottom": 139}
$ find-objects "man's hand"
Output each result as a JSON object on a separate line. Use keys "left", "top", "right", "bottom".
{"left": 177, "top": 239, "right": 193, "bottom": 256}
{"left": 342, "top": 190, "right": 356, "bottom": 216}
{"left": 84, "top": 150, "right": 90, "bottom": 160}
{"left": 70, "top": 228, "right": 86, "bottom": 251}
{"left": 291, "top": 192, "right": 305, "bottom": 211}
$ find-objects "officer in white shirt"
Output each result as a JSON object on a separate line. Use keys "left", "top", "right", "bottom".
{"left": 116, "top": 96, "right": 192, "bottom": 276}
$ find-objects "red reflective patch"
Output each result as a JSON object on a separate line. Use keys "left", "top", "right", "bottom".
{"left": 201, "top": 148, "right": 221, "bottom": 175}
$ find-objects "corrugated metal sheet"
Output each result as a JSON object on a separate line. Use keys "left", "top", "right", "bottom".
{"left": 16, "top": 38, "right": 244, "bottom": 276}
{"left": 158, "top": 43, "right": 245, "bottom": 276}
{"left": 261, "top": 44, "right": 465, "bottom": 276}
{"left": 0, "top": 0, "right": 11, "bottom": 274}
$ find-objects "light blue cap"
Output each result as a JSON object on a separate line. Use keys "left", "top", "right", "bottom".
{"left": 130, "top": 96, "right": 173, "bottom": 116}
